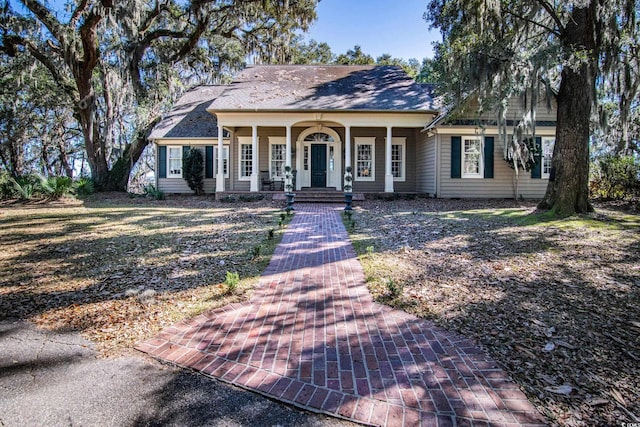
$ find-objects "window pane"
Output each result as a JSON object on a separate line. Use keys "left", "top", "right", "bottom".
{"left": 214, "top": 146, "right": 229, "bottom": 177}
{"left": 463, "top": 139, "right": 481, "bottom": 176}
{"left": 543, "top": 140, "right": 554, "bottom": 176}
{"left": 391, "top": 144, "right": 403, "bottom": 178}
{"left": 168, "top": 147, "right": 182, "bottom": 176}
{"left": 271, "top": 144, "right": 286, "bottom": 178}
{"left": 240, "top": 144, "right": 252, "bottom": 177}
{"left": 357, "top": 144, "right": 373, "bottom": 178}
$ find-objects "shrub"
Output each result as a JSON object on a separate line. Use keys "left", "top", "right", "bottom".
{"left": 182, "top": 147, "right": 204, "bottom": 195}
{"left": 590, "top": 155, "right": 640, "bottom": 200}
{"left": 74, "top": 178, "right": 95, "bottom": 197}
{"left": 0, "top": 172, "right": 13, "bottom": 199}
{"left": 9, "top": 175, "right": 40, "bottom": 200}
{"left": 143, "top": 184, "right": 165, "bottom": 200}
{"left": 40, "top": 176, "right": 73, "bottom": 199}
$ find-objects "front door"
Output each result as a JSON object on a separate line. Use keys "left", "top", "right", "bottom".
{"left": 311, "top": 144, "right": 327, "bottom": 187}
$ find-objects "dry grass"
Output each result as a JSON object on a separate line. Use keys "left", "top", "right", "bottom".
{"left": 347, "top": 198, "right": 640, "bottom": 427}
{"left": 0, "top": 193, "right": 292, "bottom": 356}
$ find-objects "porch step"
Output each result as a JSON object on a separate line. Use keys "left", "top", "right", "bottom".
{"left": 274, "top": 191, "right": 364, "bottom": 204}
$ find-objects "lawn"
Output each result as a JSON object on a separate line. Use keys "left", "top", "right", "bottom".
{"left": 0, "top": 193, "right": 291, "bottom": 356}
{"left": 347, "top": 198, "right": 639, "bottom": 427}
{"left": 2, "top": 194, "right": 638, "bottom": 426}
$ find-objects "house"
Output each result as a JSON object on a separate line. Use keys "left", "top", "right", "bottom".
{"left": 149, "top": 65, "right": 557, "bottom": 198}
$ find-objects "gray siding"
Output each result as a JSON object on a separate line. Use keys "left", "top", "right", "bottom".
{"left": 416, "top": 131, "right": 436, "bottom": 195}
{"left": 350, "top": 127, "right": 417, "bottom": 193}
{"left": 425, "top": 134, "right": 438, "bottom": 195}
{"left": 156, "top": 144, "right": 223, "bottom": 194}
{"left": 439, "top": 134, "right": 549, "bottom": 198}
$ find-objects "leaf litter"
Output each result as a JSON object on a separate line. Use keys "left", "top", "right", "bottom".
{"left": 350, "top": 198, "right": 639, "bottom": 427}
{"left": 0, "top": 193, "right": 289, "bottom": 357}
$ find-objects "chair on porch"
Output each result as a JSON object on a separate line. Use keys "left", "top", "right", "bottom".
{"left": 260, "top": 171, "right": 275, "bottom": 191}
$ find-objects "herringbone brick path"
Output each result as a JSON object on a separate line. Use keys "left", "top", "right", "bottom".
{"left": 136, "top": 205, "right": 546, "bottom": 426}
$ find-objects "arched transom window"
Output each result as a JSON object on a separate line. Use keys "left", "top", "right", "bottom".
{"left": 304, "top": 132, "right": 334, "bottom": 143}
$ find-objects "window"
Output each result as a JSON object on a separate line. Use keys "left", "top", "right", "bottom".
{"left": 167, "top": 146, "right": 182, "bottom": 178}
{"left": 269, "top": 138, "right": 286, "bottom": 178}
{"left": 355, "top": 137, "right": 375, "bottom": 181}
{"left": 390, "top": 137, "right": 406, "bottom": 181}
{"left": 303, "top": 146, "right": 309, "bottom": 171}
{"left": 214, "top": 146, "right": 229, "bottom": 178}
{"left": 542, "top": 138, "right": 554, "bottom": 179}
{"left": 304, "top": 132, "right": 334, "bottom": 143}
{"left": 238, "top": 139, "right": 253, "bottom": 180}
{"left": 462, "top": 138, "right": 483, "bottom": 178}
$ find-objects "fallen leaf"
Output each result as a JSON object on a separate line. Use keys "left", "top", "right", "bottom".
{"left": 544, "top": 385, "right": 573, "bottom": 395}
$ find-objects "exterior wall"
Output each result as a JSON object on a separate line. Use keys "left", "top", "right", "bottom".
{"left": 416, "top": 131, "right": 437, "bottom": 196}
{"left": 437, "top": 130, "right": 552, "bottom": 199}
{"left": 231, "top": 125, "right": 419, "bottom": 193}
{"left": 349, "top": 127, "right": 417, "bottom": 193}
{"left": 458, "top": 94, "right": 557, "bottom": 123}
{"left": 154, "top": 139, "right": 230, "bottom": 194}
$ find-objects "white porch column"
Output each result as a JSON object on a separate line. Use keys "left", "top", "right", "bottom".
{"left": 344, "top": 126, "right": 351, "bottom": 171}
{"left": 250, "top": 125, "right": 259, "bottom": 192}
{"left": 285, "top": 125, "right": 292, "bottom": 192}
{"left": 216, "top": 124, "right": 225, "bottom": 192}
{"left": 385, "top": 125, "right": 394, "bottom": 192}
{"left": 285, "top": 125, "right": 292, "bottom": 168}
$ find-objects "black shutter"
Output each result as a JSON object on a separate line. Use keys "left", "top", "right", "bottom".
{"left": 205, "top": 146, "right": 214, "bottom": 179}
{"left": 531, "top": 137, "right": 542, "bottom": 179}
{"left": 158, "top": 146, "right": 167, "bottom": 178}
{"left": 182, "top": 145, "right": 190, "bottom": 158}
{"left": 451, "top": 136, "right": 461, "bottom": 179}
{"left": 484, "top": 137, "right": 494, "bottom": 179}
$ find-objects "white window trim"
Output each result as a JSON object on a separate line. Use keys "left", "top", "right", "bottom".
{"left": 214, "top": 145, "right": 230, "bottom": 179}
{"left": 355, "top": 137, "right": 376, "bottom": 182}
{"left": 237, "top": 137, "right": 252, "bottom": 181}
{"left": 462, "top": 137, "right": 483, "bottom": 179}
{"left": 167, "top": 145, "right": 183, "bottom": 179}
{"left": 268, "top": 137, "right": 286, "bottom": 179}
{"left": 541, "top": 137, "right": 555, "bottom": 179}
{"left": 388, "top": 137, "right": 406, "bottom": 182}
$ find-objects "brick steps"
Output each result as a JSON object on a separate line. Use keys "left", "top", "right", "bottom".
{"left": 273, "top": 191, "right": 364, "bottom": 204}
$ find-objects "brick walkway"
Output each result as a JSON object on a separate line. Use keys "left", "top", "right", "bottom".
{"left": 136, "top": 205, "right": 546, "bottom": 427}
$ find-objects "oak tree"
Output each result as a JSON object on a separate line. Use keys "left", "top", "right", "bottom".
{"left": 426, "top": 0, "right": 639, "bottom": 215}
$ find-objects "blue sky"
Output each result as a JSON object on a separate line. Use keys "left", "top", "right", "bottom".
{"left": 306, "top": 0, "right": 440, "bottom": 61}
{"left": 14, "top": 0, "right": 439, "bottom": 61}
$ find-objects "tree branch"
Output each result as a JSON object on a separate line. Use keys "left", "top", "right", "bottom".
{"left": 536, "top": 0, "right": 565, "bottom": 34}
{"left": 503, "top": 8, "right": 561, "bottom": 37}
{"left": 19, "top": 0, "right": 66, "bottom": 46}
{"left": 69, "top": 0, "right": 89, "bottom": 27}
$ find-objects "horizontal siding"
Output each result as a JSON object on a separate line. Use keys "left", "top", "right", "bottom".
{"left": 439, "top": 134, "right": 549, "bottom": 199}
{"left": 425, "top": 135, "right": 437, "bottom": 195}
{"left": 156, "top": 144, "right": 224, "bottom": 194}
{"left": 415, "top": 131, "right": 429, "bottom": 193}
{"left": 460, "top": 94, "right": 557, "bottom": 123}
{"left": 158, "top": 178, "right": 218, "bottom": 194}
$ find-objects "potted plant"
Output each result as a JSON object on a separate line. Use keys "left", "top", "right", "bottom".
{"left": 284, "top": 165, "right": 295, "bottom": 210}
{"left": 344, "top": 166, "right": 353, "bottom": 211}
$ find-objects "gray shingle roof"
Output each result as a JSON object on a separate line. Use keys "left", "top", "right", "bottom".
{"left": 207, "top": 65, "right": 438, "bottom": 112}
{"left": 149, "top": 86, "right": 226, "bottom": 139}
{"left": 151, "top": 66, "right": 440, "bottom": 139}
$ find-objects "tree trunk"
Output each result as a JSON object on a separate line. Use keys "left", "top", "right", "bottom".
{"left": 105, "top": 117, "right": 159, "bottom": 191}
{"left": 539, "top": 6, "right": 596, "bottom": 216}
